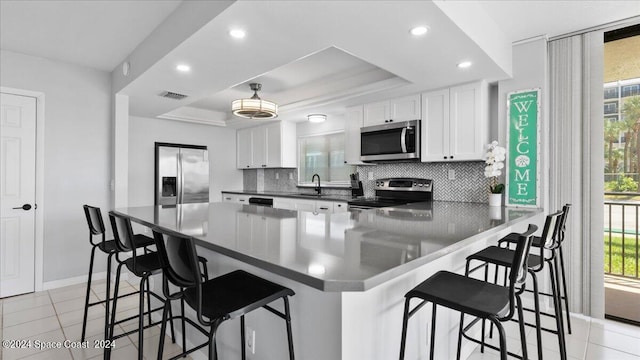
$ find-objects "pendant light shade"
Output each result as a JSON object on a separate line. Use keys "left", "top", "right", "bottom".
{"left": 232, "top": 83, "right": 278, "bottom": 119}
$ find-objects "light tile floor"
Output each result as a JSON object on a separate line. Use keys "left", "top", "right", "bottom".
{"left": 1, "top": 281, "right": 639, "bottom": 359}
{"left": 0, "top": 280, "right": 191, "bottom": 360}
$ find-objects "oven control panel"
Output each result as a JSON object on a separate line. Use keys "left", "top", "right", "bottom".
{"left": 374, "top": 178, "right": 432, "bottom": 192}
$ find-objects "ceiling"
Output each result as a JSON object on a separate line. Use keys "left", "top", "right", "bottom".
{"left": 1, "top": 0, "right": 639, "bottom": 128}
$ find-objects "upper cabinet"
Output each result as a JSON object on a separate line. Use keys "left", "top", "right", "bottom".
{"left": 344, "top": 105, "right": 364, "bottom": 165}
{"left": 236, "top": 121, "right": 296, "bottom": 169}
{"left": 421, "top": 81, "right": 488, "bottom": 162}
{"left": 363, "top": 94, "right": 421, "bottom": 127}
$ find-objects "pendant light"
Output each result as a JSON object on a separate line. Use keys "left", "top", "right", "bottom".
{"left": 232, "top": 83, "right": 278, "bottom": 119}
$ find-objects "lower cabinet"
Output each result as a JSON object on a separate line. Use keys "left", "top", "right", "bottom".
{"left": 222, "top": 193, "right": 250, "bottom": 204}
{"left": 272, "top": 197, "right": 347, "bottom": 213}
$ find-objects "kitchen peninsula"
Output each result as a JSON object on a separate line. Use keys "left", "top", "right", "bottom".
{"left": 115, "top": 202, "right": 540, "bottom": 360}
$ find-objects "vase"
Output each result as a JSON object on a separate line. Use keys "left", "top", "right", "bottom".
{"left": 489, "top": 193, "right": 502, "bottom": 207}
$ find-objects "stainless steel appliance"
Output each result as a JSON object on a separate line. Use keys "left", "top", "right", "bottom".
{"left": 360, "top": 120, "right": 420, "bottom": 162}
{"left": 347, "top": 178, "right": 432, "bottom": 210}
{"left": 155, "top": 142, "right": 209, "bottom": 205}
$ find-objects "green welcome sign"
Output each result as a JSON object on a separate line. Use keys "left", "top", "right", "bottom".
{"left": 506, "top": 89, "right": 540, "bottom": 207}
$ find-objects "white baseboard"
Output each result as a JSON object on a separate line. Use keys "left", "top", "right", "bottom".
{"left": 43, "top": 271, "right": 130, "bottom": 291}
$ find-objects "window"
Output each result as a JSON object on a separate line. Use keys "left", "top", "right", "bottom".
{"left": 604, "top": 101, "right": 619, "bottom": 114}
{"left": 298, "top": 132, "right": 354, "bottom": 186}
{"left": 604, "top": 87, "right": 619, "bottom": 99}
{"left": 622, "top": 84, "right": 640, "bottom": 97}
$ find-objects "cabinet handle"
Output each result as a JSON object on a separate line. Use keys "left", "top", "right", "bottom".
{"left": 344, "top": 161, "right": 347, "bottom": 164}
{"left": 262, "top": 164, "right": 267, "bottom": 167}
{"left": 239, "top": 199, "right": 246, "bottom": 202}
{"left": 443, "top": 156, "right": 448, "bottom": 159}
{"left": 225, "top": 197, "right": 231, "bottom": 200}
{"left": 246, "top": 165, "right": 250, "bottom": 168}
{"left": 384, "top": 120, "right": 389, "bottom": 123}
{"left": 319, "top": 207, "right": 329, "bottom": 210}
{"left": 389, "top": 119, "right": 393, "bottom": 122}
{"left": 337, "top": 204, "right": 343, "bottom": 207}
{"left": 450, "top": 156, "right": 454, "bottom": 159}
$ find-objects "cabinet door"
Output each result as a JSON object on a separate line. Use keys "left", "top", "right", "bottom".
{"left": 315, "top": 201, "right": 334, "bottom": 214}
{"left": 363, "top": 100, "right": 389, "bottom": 127}
{"left": 421, "top": 89, "right": 450, "bottom": 162}
{"left": 449, "top": 82, "right": 487, "bottom": 161}
{"left": 294, "top": 199, "right": 316, "bottom": 212}
{"left": 344, "top": 105, "right": 363, "bottom": 164}
{"left": 237, "top": 128, "right": 253, "bottom": 168}
{"left": 333, "top": 202, "right": 348, "bottom": 213}
{"left": 390, "top": 94, "right": 421, "bottom": 122}
{"left": 252, "top": 126, "right": 267, "bottom": 168}
{"left": 265, "top": 122, "right": 282, "bottom": 167}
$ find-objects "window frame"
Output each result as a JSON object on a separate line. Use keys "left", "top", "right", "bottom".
{"left": 297, "top": 130, "right": 353, "bottom": 188}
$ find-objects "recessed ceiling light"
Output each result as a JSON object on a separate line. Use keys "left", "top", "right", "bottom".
{"left": 176, "top": 64, "right": 191, "bottom": 72}
{"left": 410, "top": 26, "right": 429, "bottom": 36}
{"left": 229, "top": 29, "right": 246, "bottom": 39}
{"left": 457, "top": 61, "right": 472, "bottom": 69}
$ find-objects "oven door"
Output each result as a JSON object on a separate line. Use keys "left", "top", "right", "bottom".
{"left": 360, "top": 120, "right": 420, "bottom": 161}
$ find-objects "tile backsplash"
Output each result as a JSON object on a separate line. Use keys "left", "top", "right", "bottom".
{"left": 242, "top": 161, "right": 492, "bottom": 203}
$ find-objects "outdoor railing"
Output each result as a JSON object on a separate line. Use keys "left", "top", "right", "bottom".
{"left": 604, "top": 192, "right": 640, "bottom": 279}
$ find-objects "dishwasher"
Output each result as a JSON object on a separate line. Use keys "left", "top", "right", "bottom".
{"left": 248, "top": 197, "right": 274, "bottom": 207}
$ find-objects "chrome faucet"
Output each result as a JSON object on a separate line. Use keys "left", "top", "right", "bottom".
{"left": 312, "top": 173, "right": 321, "bottom": 194}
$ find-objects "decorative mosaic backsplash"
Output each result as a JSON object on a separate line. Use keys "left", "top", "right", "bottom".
{"left": 356, "top": 161, "right": 491, "bottom": 203}
{"left": 242, "top": 161, "right": 492, "bottom": 203}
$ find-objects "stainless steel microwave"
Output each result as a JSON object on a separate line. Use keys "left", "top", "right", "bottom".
{"left": 360, "top": 120, "right": 420, "bottom": 162}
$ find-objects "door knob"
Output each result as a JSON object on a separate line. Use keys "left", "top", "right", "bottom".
{"left": 13, "top": 204, "right": 32, "bottom": 211}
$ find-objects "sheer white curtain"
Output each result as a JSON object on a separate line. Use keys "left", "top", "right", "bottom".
{"left": 548, "top": 32, "right": 605, "bottom": 317}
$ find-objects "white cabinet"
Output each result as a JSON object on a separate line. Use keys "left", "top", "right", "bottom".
{"left": 272, "top": 196, "right": 347, "bottom": 214}
{"left": 222, "top": 193, "right": 250, "bottom": 204}
{"left": 344, "top": 105, "right": 364, "bottom": 164}
{"left": 236, "top": 121, "right": 296, "bottom": 169}
{"left": 363, "top": 94, "right": 421, "bottom": 127}
{"left": 421, "top": 81, "right": 488, "bottom": 162}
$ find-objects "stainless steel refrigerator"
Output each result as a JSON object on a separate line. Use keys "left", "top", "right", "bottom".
{"left": 155, "top": 142, "right": 209, "bottom": 205}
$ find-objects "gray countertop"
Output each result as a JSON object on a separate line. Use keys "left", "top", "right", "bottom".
{"left": 115, "top": 202, "right": 540, "bottom": 292}
{"left": 221, "top": 190, "right": 354, "bottom": 202}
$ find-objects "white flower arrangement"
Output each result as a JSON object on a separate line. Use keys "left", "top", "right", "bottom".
{"left": 484, "top": 141, "right": 506, "bottom": 194}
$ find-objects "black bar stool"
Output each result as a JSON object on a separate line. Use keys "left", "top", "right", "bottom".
{"left": 152, "top": 227, "right": 296, "bottom": 360}
{"left": 399, "top": 224, "right": 538, "bottom": 360}
{"left": 81, "top": 205, "right": 155, "bottom": 342}
{"left": 465, "top": 211, "right": 564, "bottom": 360}
{"left": 105, "top": 211, "right": 177, "bottom": 360}
{"left": 498, "top": 204, "right": 572, "bottom": 333}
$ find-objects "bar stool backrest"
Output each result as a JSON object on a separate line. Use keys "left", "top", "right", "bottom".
{"left": 556, "top": 204, "right": 571, "bottom": 247}
{"left": 152, "top": 228, "right": 210, "bottom": 325}
{"left": 83, "top": 205, "right": 106, "bottom": 247}
{"left": 501, "top": 223, "right": 537, "bottom": 320}
{"left": 153, "top": 230, "right": 200, "bottom": 288}
{"left": 109, "top": 212, "right": 141, "bottom": 269}
{"left": 540, "top": 210, "right": 564, "bottom": 251}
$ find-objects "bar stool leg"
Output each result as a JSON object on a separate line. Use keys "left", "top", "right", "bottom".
{"left": 558, "top": 247, "right": 572, "bottom": 334}
{"left": 399, "top": 298, "right": 411, "bottom": 360}
{"left": 490, "top": 318, "right": 507, "bottom": 360}
{"left": 429, "top": 303, "right": 437, "bottom": 360}
{"left": 515, "top": 295, "right": 528, "bottom": 360}
{"left": 103, "top": 253, "right": 113, "bottom": 341}
{"left": 157, "top": 301, "right": 170, "bottom": 360}
{"left": 284, "top": 296, "right": 295, "bottom": 360}
{"left": 240, "top": 315, "right": 246, "bottom": 360}
{"left": 455, "top": 312, "right": 464, "bottom": 360}
{"left": 105, "top": 262, "right": 123, "bottom": 360}
{"left": 530, "top": 270, "right": 544, "bottom": 360}
{"left": 138, "top": 277, "right": 146, "bottom": 360}
{"left": 82, "top": 246, "right": 97, "bottom": 342}
{"left": 549, "top": 259, "right": 567, "bottom": 360}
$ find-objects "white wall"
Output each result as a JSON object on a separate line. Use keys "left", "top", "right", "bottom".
{"left": 128, "top": 116, "right": 242, "bottom": 206}
{"left": 0, "top": 50, "right": 112, "bottom": 282}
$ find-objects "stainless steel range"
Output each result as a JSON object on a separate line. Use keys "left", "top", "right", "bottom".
{"left": 347, "top": 178, "right": 433, "bottom": 210}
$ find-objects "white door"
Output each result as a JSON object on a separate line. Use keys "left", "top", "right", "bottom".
{"left": 0, "top": 93, "right": 37, "bottom": 298}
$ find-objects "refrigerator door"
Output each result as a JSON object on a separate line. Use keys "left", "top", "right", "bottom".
{"left": 156, "top": 146, "right": 180, "bottom": 205}
{"left": 179, "top": 148, "right": 209, "bottom": 204}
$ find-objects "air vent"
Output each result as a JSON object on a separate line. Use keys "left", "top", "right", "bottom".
{"left": 159, "top": 91, "right": 188, "bottom": 100}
